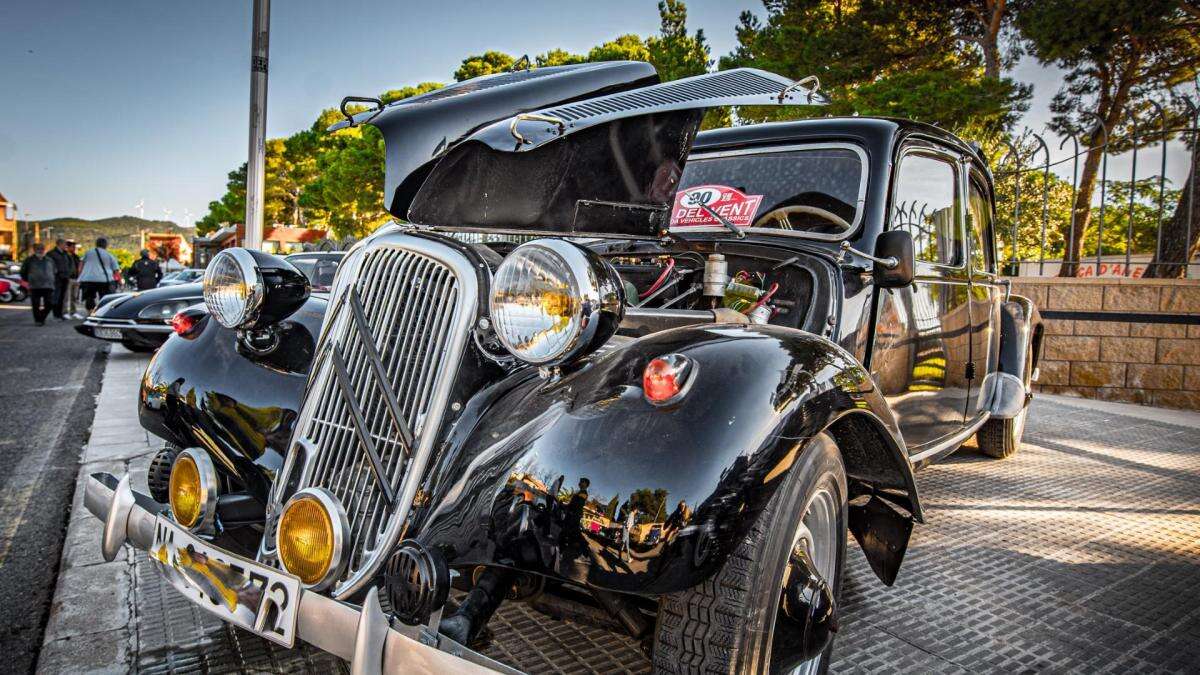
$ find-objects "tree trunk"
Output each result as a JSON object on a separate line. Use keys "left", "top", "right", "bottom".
{"left": 1144, "top": 144, "right": 1199, "bottom": 278}
{"left": 980, "top": 0, "right": 1004, "bottom": 80}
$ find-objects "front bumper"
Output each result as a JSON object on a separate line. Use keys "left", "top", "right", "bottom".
{"left": 83, "top": 472, "right": 518, "bottom": 674}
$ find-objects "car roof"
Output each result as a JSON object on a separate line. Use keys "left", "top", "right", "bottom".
{"left": 692, "top": 117, "right": 985, "bottom": 167}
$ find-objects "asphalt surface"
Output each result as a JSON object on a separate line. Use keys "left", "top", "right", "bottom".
{"left": 0, "top": 302, "right": 106, "bottom": 674}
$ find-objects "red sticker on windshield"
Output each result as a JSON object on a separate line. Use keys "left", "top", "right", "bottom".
{"left": 670, "top": 185, "right": 763, "bottom": 229}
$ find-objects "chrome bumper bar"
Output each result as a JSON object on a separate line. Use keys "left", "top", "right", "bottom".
{"left": 82, "top": 317, "right": 175, "bottom": 333}
{"left": 83, "top": 472, "right": 519, "bottom": 675}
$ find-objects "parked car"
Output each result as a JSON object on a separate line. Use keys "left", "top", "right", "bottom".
{"left": 75, "top": 252, "right": 343, "bottom": 352}
{"left": 159, "top": 269, "right": 204, "bottom": 287}
{"left": 82, "top": 63, "right": 1041, "bottom": 674}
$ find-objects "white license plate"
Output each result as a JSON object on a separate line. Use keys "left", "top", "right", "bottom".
{"left": 150, "top": 516, "right": 302, "bottom": 647}
{"left": 95, "top": 327, "right": 123, "bottom": 340}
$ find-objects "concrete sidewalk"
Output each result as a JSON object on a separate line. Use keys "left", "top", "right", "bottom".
{"left": 37, "top": 347, "right": 154, "bottom": 674}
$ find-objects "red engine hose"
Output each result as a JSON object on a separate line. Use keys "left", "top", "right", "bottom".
{"left": 639, "top": 258, "right": 676, "bottom": 299}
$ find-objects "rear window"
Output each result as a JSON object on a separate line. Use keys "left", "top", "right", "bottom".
{"left": 673, "top": 144, "right": 867, "bottom": 238}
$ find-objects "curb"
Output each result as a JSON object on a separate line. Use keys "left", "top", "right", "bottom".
{"left": 37, "top": 349, "right": 156, "bottom": 675}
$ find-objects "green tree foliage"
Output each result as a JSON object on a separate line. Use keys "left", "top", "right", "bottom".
{"left": 1016, "top": 0, "right": 1199, "bottom": 275}
{"left": 646, "top": 0, "right": 711, "bottom": 81}
{"left": 454, "top": 51, "right": 515, "bottom": 81}
{"left": 588, "top": 34, "right": 652, "bottom": 63}
{"left": 536, "top": 49, "right": 586, "bottom": 67}
{"left": 721, "top": 0, "right": 1030, "bottom": 140}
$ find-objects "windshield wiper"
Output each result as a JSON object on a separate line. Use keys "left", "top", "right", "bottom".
{"left": 697, "top": 202, "right": 746, "bottom": 239}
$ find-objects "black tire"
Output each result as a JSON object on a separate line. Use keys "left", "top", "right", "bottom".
{"left": 121, "top": 339, "right": 157, "bottom": 353}
{"left": 976, "top": 407, "right": 1027, "bottom": 459}
{"left": 653, "top": 433, "right": 847, "bottom": 674}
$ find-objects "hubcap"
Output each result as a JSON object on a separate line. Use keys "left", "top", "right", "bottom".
{"left": 776, "top": 486, "right": 840, "bottom": 675}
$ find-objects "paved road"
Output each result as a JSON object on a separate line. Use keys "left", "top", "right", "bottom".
{"left": 0, "top": 304, "right": 106, "bottom": 674}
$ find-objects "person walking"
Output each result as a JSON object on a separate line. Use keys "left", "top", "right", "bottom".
{"left": 46, "top": 238, "right": 73, "bottom": 320}
{"left": 129, "top": 249, "right": 162, "bottom": 291}
{"left": 79, "top": 237, "right": 120, "bottom": 311}
{"left": 19, "top": 243, "right": 57, "bottom": 325}
{"left": 65, "top": 240, "right": 83, "bottom": 318}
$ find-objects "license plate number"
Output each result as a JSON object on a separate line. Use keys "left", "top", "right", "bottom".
{"left": 151, "top": 516, "right": 301, "bottom": 647}
{"left": 95, "top": 327, "right": 123, "bottom": 340}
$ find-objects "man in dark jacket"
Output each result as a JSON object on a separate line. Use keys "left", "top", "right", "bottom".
{"left": 129, "top": 249, "right": 162, "bottom": 291}
{"left": 46, "top": 238, "right": 73, "bottom": 320}
{"left": 20, "top": 244, "right": 57, "bottom": 325}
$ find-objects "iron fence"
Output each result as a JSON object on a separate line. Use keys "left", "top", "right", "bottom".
{"left": 991, "top": 97, "right": 1198, "bottom": 278}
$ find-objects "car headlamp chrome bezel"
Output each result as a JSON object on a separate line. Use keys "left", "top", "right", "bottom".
{"left": 488, "top": 238, "right": 625, "bottom": 367}
{"left": 169, "top": 448, "right": 219, "bottom": 532}
{"left": 277, "top": 487, "right": 349, "bottom": 590}
{"left": 203, "top": 248, "right": 265, "bottom": 329}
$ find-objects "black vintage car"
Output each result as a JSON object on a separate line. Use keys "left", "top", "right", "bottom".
{"left": 83, "top": 62, "right": 1041, "bottom": 674}
{"left": 75, "top": 252, "right": 343, "bottom": 351}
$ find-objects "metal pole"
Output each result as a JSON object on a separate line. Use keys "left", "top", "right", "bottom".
{"left": 1148, "top": 101, "right": 1167, "bottom": 272}
{"left": 244, "top": 0, "right": 270, "bottom": 251}
{"left": 1088, "top": 113, "right": 1109, "bottom": 276}
{"left": 1060, "top": 131, "right": 1079, "bottom": 276}
{"left": 1000, "top": 140, "right": 1021, "bottom": 272}
{"left": 1188, "top": 99, "right": 1198, "bottom": 278}
{"left": 1125, "top": 111, "right": 1138, "bottom": 277}
{"left": 1031, "top": 133, "right": 1050, "bottom": 275}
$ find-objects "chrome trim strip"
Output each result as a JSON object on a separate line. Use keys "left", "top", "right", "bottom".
{"left": 83, "top": 317, "right": 176, "bottom": 333}
{"left": 907, "top": 412, "right": 990, "bottom": 465}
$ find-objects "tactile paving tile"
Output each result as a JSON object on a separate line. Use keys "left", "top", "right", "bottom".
{"left": 127, "top": 397, "right": 1200, "bottom": 674}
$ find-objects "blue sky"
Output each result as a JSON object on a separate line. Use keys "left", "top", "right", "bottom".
{"left": 0, "top": 1, "right": 1189, "bottom": 224}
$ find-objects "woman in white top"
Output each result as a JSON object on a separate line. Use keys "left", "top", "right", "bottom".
{"left": 79, "top": 237, "right": 120, "bottom": 310}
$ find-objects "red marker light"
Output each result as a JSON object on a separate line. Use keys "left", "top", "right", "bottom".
{"left": 171, "top": 311, "right": 199, "bottom": 337}
{"left": 643, "top": 354, "right": 694, "bottom": 405}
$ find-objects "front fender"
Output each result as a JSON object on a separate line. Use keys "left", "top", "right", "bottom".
{"left": 411, "top": 324, "right": 919, "bottom": 595}
{"left": 138, "top": 297, "right": 325, "bottom": 499}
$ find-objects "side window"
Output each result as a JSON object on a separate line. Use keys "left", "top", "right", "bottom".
{"left": 967, "top": 178, "right": 994, "bottom": 273}
{"left": 891, "top": 153, "right": 962, "bottom": 266}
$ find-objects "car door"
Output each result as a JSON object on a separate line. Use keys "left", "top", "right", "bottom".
{"left": 964, "top": 169, "right": 1002, "bottom": 422}
{"left": 870, "top": 144, "right": 971, "bottom": 452}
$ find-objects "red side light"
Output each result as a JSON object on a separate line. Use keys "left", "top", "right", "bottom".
{"left": 171, "top": 311, "right": 199, "bottom": 337}
{"left": 643, "top": 354, "right": 694, "bottom": 405}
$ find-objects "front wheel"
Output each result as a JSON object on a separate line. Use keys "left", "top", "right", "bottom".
{"left": 653, "top": 433, "right": 847, "bottom": 674}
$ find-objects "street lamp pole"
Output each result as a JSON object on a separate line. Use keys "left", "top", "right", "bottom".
{"left": 244, "top": 0, "right": 270, "bottom": 251}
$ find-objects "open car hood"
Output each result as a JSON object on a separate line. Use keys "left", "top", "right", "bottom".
{"left": 331, "top": 62, "right": 660, "bottom": 220}
{"left": 356, "top": 63, "right": 826, "bottom": 237}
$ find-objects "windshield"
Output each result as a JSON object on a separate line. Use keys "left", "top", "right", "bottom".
{"left": 672, "top": 143, "right": 867, "bottom": 239}
{"left": 288, "top": 256, "right": 340, "bottom": 291}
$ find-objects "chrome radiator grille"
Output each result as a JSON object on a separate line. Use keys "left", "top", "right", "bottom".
{"left": 263, "top": 232, "right": 478, "bottom": 597}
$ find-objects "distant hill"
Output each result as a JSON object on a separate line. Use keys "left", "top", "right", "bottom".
{"left": 19, "top": 215, "right": 191, "bottom": 252}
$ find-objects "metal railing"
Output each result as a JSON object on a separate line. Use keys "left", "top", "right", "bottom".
{"left": 992, "top": 97, "right": 1198, "bottom": 278}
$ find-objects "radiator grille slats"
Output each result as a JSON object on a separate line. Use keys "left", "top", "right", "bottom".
{"left": 269, "top": 239, "right": 471, "bottom": 591}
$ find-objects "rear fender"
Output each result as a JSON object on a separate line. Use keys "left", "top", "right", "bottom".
{"left": 410, "top": 324, "right": 921, "bottom": 594}
{"left": 984, "top": 294, "right": 1041, "bottom": 419}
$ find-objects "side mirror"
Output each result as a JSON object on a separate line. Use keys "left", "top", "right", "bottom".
{"left": 873, "top": 230, "right": 915, "bottom": 288}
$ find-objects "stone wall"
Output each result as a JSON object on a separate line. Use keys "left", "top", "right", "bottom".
{"left": 1010, "top": 277, "right": 1200, "bottom": 410}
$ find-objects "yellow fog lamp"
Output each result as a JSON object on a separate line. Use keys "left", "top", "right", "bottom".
{"left": 277, "top": 488, "right": 348, "bottom": 588}
{"left": 168, "top": 449, "right": 219, "bottom": 531}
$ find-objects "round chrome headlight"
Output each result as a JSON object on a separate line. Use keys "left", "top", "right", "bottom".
{"left": 277, "top": 488, "right": 348, "bottom": 588}
{"left": 169, "top": 448, "right": 218, "bottom": 531}
{"left": 203, "top": 248, "right": 264, "bottom": 328}
{"left": 489, "top": 239, "right": 624, "bottom": 366}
